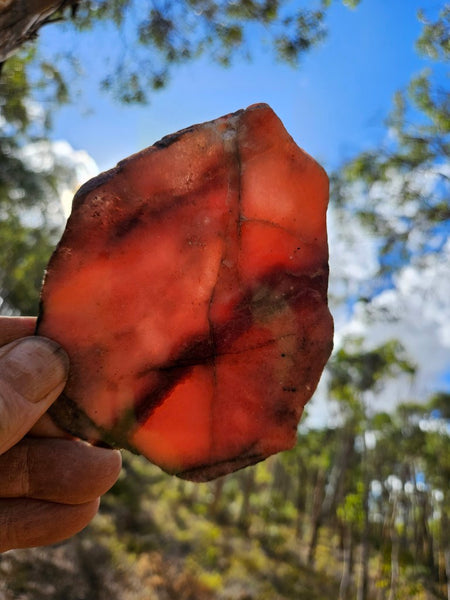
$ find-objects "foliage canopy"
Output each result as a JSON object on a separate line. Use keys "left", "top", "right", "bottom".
{"left": 332, "top": 6, "right": 449, "bottom": 276}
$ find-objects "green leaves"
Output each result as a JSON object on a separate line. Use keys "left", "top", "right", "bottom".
{"left": 1, "top": 0, "right": 361, "bottom": 113}
{"left": 0, "top": 48, "right": 78, "bottom": 315}
{"left": 337, "top": 482, "right": 364, "bottom": 528}
{"left": 275, "top": 10, "right": 326, "bottom": 65}
{"left": 0, "top": 51, "right": 36, "bottom": 134}
{"left": 328, "top": 339, "right": 416, "bottom": 400}
{"left": 416, "top": 6, "right": 450, "bottom": 61}
{"left": 333, "top": 82, "right": 449, "bottom": 276}
{"left": 331, "top": 5, "right": 449, "bottom": 284}
{"left": 0, "top": 216, "right": 57, "bottom": 315}
{"left": 0, "top": 137, "right": 65, "bottom": 314}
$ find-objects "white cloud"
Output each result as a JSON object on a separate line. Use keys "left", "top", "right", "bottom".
{"left": 19, "top": 139, "right": 99, "bottom": 218}
{"left": 353, "top": 240, "right": 450, "bottom": 396}
{"left": 306, "top": 171, "right": 449, "bottom": 428}
{"left": 328, "top": 207, "right": 379, "bottom": 295}
{"left": 314, "top": 243, "right": 450, "bottom": 425}
{"left": 50, "top": 140, "right": 99, "bottom": 217}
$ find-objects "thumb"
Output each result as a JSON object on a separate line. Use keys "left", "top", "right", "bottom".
{"left": 0, "top": 337, "right": 69, "bottom": 455}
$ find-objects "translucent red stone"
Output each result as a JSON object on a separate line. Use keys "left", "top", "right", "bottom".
{"left": 36, "top": 104, "right": 333, "bottom": 481}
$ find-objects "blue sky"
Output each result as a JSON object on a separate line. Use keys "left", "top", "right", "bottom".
{"left": 40, "top": 0, "right": 439, "bottom": 173}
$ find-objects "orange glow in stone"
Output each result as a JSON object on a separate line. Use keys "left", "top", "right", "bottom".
{"left": 131, "top": 366, "right": 214, "bottom": 472}
{"left": 239, "top": 221, "right": 325, "bottom": 282}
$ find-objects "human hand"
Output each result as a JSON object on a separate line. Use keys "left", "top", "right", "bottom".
{"left": 0, "top": 317, "right": 122, "bottom": 552}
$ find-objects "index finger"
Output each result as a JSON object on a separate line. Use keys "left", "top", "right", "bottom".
{"left": 0, "top": 317, "right": 36, "bottom": 346}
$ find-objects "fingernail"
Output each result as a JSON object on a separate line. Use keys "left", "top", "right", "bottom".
{"left": 0, "top": 337, "right": 69, "bottom": 403}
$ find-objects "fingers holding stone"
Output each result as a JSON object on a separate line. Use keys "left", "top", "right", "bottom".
{"left": 0, "top": 319, "right": 121, "bottom": 553}
{"left": 0, "top": 497, "right": 100, "bottom": 552}
{"left": 0, "top": 438, "right": 122, "bottom": 504}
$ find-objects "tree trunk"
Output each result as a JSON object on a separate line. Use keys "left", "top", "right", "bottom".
{"left": 441, "top": 510, "right": 450, "bottom": 600}
{"left": 307, "top": 468, "right": 326, "bottom": 566}
{"left": 0, "top": 0, "right": 77, "bottom": 63}
{"left": 308, "top": 430, "right": 356, "bottom": 566}
{"left": 238, "top": 467, "right": 256, "bottom": 530}
{"left": 322, "top": 431, "right": 356, "bottom": 517}
{"left": 357, "top": 433, "right": 370, "bottom": 600}
{"left": 339, "top": 525, "right": 354, "bottom": 600}
{"left": 387, "top": 497, "right": 399, "bottom": 600}
{"left": 388, "top": 527, "right": 399, "bottom": 600}
{"left": 209, "top": 476, "right": 225, "bottom": 518}
{"left": 445, "top": 547, "right": 450, "bottom": 600}
{"left": 295, "top": 459, "right": 308, "bottom": 538}
{"left": 417, "top": 490, "right": 435, "bottom": 571}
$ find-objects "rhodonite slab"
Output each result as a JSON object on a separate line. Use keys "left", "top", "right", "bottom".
{"left": 36, "top": 103, "right": 333, "bottom": 481}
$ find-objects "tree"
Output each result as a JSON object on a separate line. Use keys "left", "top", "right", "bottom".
{"left": 0, "top": 1, "right": 77, "bottom": 65}
{"left": 323, "top": 339, "right": 416, "bottom": 600}
{"left": 0, "top": 44, "right": 92, "bottom": 314}
{"left": 332, "top": 6, "right": 449, "bottom": 279}
{"left": 1, "top": 1, "right": 361, "bottom": 100}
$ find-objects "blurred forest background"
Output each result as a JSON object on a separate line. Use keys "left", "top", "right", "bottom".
{"left": 0, "top": 1, "right": 449, "bottom": 598}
